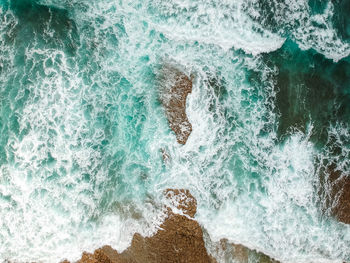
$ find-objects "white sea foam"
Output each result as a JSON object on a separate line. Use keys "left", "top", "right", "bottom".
{"left": 0, "top": 8, "right": 16, "bottom": 82}
{"left": 291, "top": 1, "right": 350, "bottom": 62}
{"left": 1, "top": 0, "right": 350, "bottom": 262}
{"left": 196, "top": 122, "right": 350, "bottom": 263}
{"left": 158, "top": 52, "right": 350, "bottom": 262}
{"left": 147, "top": 0, "right": 285, "bottom": 55}
{"left": 0, "top": 9, "right": 162, "bottom": 260}
{"left": 246, "top": 0, "right": 350, "bottom": 62}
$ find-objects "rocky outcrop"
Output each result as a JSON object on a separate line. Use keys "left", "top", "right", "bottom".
{"left": 68, "top": 189, "right": 281, "bottom": 263}
{"left": 74, "top": 189, "right": 216, "bottom": 263}
{"left": 202, "top": 231, "right": 280, "bottom": 263}
{"left": 323, "top": 165, "right": 350, "bottom": 224}
{"left": 212, "top": 239, "right": 280, "bottom": 263}
{"left": 158, "top": 65, "right": 193, "bottom": 145}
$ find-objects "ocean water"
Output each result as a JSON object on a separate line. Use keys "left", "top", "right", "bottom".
{"left": 0, "top": 0, "right": 350, "bottom": 262}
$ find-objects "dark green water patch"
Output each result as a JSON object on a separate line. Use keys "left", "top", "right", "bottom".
{"left": 263, "top": 40, "right": 350, "bottom": 147}
{"left": 332, "top": 0, "right": 350, "bottom": 42}
{"left": 9, "top": 0, "right": 79, "bottom": 55}
{"left": 243, "top": 0, "right": 350, "bottom": 47}
{"left": 308, "top": 0, "right": 328, "bottom": 15}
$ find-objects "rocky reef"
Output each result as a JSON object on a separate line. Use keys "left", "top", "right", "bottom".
{"left": 158, "top": 64, "right": 193, "bottom": 145}
{"left": 208, "top": 239, "right": 280, "bottom": 263}
{"left": 70, "top": 189, "right": 281, "bottom": 263}
{"left": 322, "top": 164, "right": 350, "bottom": 224}
{"left": 74, "top": 189, "right": 215, "bottom": 263}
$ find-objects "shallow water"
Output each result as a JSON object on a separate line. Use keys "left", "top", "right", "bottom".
{"left": 0, "top": 0, "right": 350, "bottom": 262}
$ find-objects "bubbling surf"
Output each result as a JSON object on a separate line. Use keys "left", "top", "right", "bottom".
{"left": 0, "top": 0, "right": 350, "bottom": 262}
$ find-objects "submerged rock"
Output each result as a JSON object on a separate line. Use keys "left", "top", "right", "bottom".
{"left": 205, "top": 237, "right": 280, "bottom": 263}
{"left": 75, "top": 189, "right": 216, "bottom": 263}
{"left": 160, "top": 148, "right": 171, "bottom": 164}
{"left": 222, "top": 241, "right": 280, "bottom": 263}
{"left": 323, "top": 165, "right": 350, "bottom": 224}
{"left": 158, "top": 65, "right": 193, "bottom": 145}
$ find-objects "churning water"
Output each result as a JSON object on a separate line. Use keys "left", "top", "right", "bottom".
{"left": 0, "top": 0, "right": 350, "bottom": 262}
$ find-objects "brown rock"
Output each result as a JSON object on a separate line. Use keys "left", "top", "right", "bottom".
{"left": 211, "top": 238, "right": 279, "bottom": 263}
{"left": 77, "top": 252, "right": 100, "bottom": 263}
{"left": 164, "top": 188, "right": 197, "bottom": 218}
{"left": 324, "top": 164, "right": 350, "bottom": 224}
{"left": 76, "top": 189, "right": 216, "bottom": 263}
{"left": 93, "top": 246, "right": 122, "bottom": 263}
{"left": 158, "top": 64, "right": 193, "bottom": 145}
{"left": 230, "top": 243, "right": 249, "bottom": 263}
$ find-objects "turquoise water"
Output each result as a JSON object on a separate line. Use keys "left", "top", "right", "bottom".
{"left": 0, "top": 0, "right": 350, "bottom": 262}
